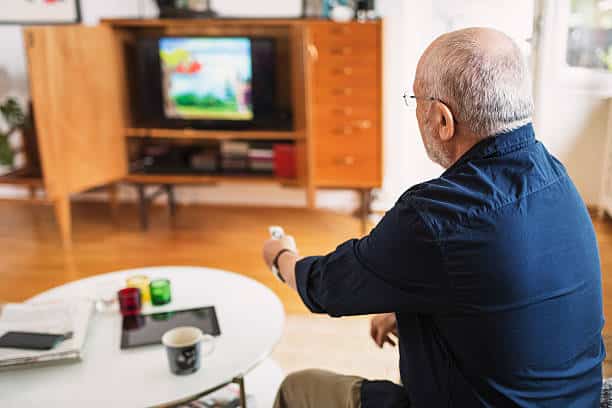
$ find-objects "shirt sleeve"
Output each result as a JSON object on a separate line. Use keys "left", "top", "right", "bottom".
{"left": 295, "top": 198, "right": 451, "bottom": 317}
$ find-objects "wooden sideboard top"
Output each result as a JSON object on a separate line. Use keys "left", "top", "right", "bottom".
{"left": 101, "top": 18, "right": 382, "bottom": 28}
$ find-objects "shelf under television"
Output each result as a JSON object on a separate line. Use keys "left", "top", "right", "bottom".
{"left": 125, "top": 128, "right": 305, "bottom": 141}
{"left": 0, "top": 169, "right": 43, "bottom": 187}
{"left": 124, "top": 173, "right": 301, "bottom": 187}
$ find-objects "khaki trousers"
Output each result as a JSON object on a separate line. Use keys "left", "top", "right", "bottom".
{"left": 273, "top": 369, "right": 364, "bottom": 408}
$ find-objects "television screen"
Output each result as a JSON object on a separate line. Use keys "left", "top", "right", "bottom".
{"left": 159, "top": 37, "right": 253, "bottom": 121}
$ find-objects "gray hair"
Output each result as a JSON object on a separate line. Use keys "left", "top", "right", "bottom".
{"left": 420, "top": 28, "right": 534, "bottom": 138}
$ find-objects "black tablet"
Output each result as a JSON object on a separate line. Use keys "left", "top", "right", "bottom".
{"left": 120, "top": 306, "right": 221, "bottom": 349}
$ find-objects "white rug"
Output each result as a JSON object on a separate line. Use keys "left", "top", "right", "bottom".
{"left": 180, "top": 315, "right": 400, "bottom": 408}
{"left": 271, "top": 314, "right": 401, "bottom": 382}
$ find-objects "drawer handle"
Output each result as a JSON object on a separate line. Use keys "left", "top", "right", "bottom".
{"left": 332, "top": 67, "right": 353, "bottom": 76}
{"left": 332, "top": 121, "right": 371, "bottom": 134}
{"left": 331, "top": 26, "right": 351, "bottom": 35}
{"left": 308, "top": 43, "right": 319, "bottom": 61}
{"left": 333, "top": 107, "right": 353, "bottom": 116}
{"left": 336, "top": 156, "right": 356, "bottom": 166}
{"left": 333, "top": 88, "right": 353, "bottom": 96}
{"left": 331, "top": 47, "right": 353, "bottom": 56}
{"left": 334, "top": 126, "right": 353, "bottom": 135}
{"left": 354, "top": 120, "right": 372, "bottom": 129}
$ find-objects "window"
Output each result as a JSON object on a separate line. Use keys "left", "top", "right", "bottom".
{"left": 567, "top": 0, "right": 612, "bottom": 72}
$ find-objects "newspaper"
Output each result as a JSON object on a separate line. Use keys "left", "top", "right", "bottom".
{"left": 179, "top": 383, "right": 256, "bottom": 408}
{"left": 0, "top": 299, "right": 93, "bottom": 370}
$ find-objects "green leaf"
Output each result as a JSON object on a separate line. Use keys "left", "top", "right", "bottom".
{"left": 0, "top": 133, "right": 13, "bottom": 166}
{"left": 0, "top": 98, "right": 25, "bottom": 128}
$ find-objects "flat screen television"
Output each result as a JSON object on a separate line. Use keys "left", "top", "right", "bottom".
{"left": 132, "top": 36, "right": 292, "bottom": 131}
{"left": 159, "top": 37, "right": 253, "bottom": 121}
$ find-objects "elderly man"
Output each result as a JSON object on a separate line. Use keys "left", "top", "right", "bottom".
{"left": 263, "top": 27, "right": 605, "bottom": 407}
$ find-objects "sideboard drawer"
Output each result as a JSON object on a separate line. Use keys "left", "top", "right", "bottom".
{"left": 312, "top": 61, "right": 378, "bottom": 89}
{"left": 313, "top": 104, "right": 379, "bottom": 120}
{"left": 313, "top": 142, "right": 381, "bottom": 187}
{"left": 311, "top": 85, "right": 378, "bottom": 106}
{"left": 310, "top": 23, "right": 379, "bottom": 52}
{"left": 312, "top": 119, "right": 379, "bottom": 146}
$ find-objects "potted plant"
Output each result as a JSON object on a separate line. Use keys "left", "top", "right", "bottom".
{"left": 0, "top": 97, "right": 25, "bottom": 175}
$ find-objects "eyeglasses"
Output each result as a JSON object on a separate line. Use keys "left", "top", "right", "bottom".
{"left": 403, "top": 92, "right": 436, "bottom": 109}
{"left": 402, "top": 92, "right": 459, "bottom": 124}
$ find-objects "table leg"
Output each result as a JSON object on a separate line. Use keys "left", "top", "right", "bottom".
{"left": 233, "top": 376, "right": 247, "bottom": 408}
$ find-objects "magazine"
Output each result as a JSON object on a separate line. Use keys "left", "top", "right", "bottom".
{"left": 179, "top": 383, "right": 256, "bottom": 408}
{"left": 0, "top": 299, "right": 93, "bottom": 370}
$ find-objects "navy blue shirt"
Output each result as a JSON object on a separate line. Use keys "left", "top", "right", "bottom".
{"left": 295, "top": 124, "right": 605, "bottom": 407}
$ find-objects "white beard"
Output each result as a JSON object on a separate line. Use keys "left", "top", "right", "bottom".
{"left": 423, "top": 129, "right": 453, "bottom": 169}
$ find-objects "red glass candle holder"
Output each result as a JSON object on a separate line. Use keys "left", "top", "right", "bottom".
{"left": 118, "top": 287, "right": 141, "bottom": 316}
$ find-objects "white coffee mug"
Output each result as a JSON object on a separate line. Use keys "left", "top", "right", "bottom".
{"left": 162, "top": 326, "right": 215, "bottom": 375}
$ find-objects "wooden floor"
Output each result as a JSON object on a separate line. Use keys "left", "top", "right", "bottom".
{"left": 0, "top": 200, "right": 368, "bottom": 314}
{"left": 2, "top": 200, "right": 612, "bottom": 335}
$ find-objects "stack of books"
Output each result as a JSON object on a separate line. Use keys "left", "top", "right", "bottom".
{"left": 220, "top": 141, "right": 249, "bottom": 173}
{"left": 273, "top": 144, "right": 296, "bottom": 179}
{"left": 248, "top": 143, "right": 275, "bottom": 174}
{"left": 178, "top": 383, "right": 256, "bottom": 407}
{"left": 190, "top": 149, "right": 219, "bottom": 173}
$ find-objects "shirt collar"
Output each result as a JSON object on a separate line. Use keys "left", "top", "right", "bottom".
{"left": 443, "top": 123, "right": 536, "bottom": 175}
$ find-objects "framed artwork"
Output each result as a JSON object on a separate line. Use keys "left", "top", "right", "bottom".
{"left": 303, "top": 0, "right": 325, "bottom": 17}
{"left": 303, "top": 0, "right": 354, "bottom": 18}
{"left": 0, "top": 0, "right": 81, "bottom": 25}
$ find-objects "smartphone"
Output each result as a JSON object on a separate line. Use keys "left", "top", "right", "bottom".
{"left": 0, "top": 331, "right": 66, "bottom": 350}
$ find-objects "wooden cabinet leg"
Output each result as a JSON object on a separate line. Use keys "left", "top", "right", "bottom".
{"left": 28, "top": 186, "right": 37, "bottom": 199}
{"left": 54, "top": 197, "right": 72, "bottom": 249}
{"left": 306, "top": 184, "right": 316, "bottom": 209}
{"left": 108, "top": 183, "right": 119, "bottom": 217}
{"left": 137, "top": 184, "right": 149, "bottom": 231}
{"left": 358, "top": 189, "right": 372, "bottom": 235}
{"left": 164, "top": 184, "right": 177, "bottom": 217}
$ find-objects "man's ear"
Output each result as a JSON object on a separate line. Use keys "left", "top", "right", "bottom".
{"left": 433, "top": 101, "right": 455, "bottom": 142}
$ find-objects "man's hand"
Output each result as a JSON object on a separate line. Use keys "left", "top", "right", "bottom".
{"left": 370, "top": 313, "right": 398, "bottom": 348}
{"left": 263, "top": 236, "right": 299, "bottom": 289}
{"left": 262, "top": 236, "right": 296, "bottom": 270}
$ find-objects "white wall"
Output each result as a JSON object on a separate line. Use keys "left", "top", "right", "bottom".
{"left": 396, "top": 0, "right": 612, "bottom": 205}
{"left": 378, "top": 0, "right": 536, "bottom": 207}
{"left": 535, "top": 91, "right": 608, "bottom": 203}
{"left": 532, "top": 0, "right": 610, "bottom": 205}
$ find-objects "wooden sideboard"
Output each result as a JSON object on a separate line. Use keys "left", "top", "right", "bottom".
{"left": 6, "top": 18, "right": 383, "bottom": 247}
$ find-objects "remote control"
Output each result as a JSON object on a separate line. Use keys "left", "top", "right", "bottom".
{"left": 269, "top": 226, "right": 285, "bottom": 240}
{"left": 269, "top": 226, "right": 286, "bottom": 282}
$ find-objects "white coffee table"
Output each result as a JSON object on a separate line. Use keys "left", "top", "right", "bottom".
{"left": 2, "top": 266, "right": 285, "bottom": 408}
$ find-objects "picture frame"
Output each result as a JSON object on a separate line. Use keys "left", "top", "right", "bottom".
{"left": 155, "top": 0, "right": 218, "bottom": 19}
{"left": 302, "top": 0, "right": 325, "bottom": 18}
{"left": 0, "top": 0, "right": 81, "bottom": 25}
{"left": 302, "top": 0, "right": 355, "bottom": 18}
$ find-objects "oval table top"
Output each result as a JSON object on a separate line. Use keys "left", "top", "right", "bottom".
{"left": 2, "top": 266, "right": 285, "bottom": 408}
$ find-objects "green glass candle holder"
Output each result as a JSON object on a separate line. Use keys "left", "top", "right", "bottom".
{"left": 149, "top": 279, "right": 172, "bottom": 306}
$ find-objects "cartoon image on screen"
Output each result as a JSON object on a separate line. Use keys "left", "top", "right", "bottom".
{"left": 159, "top": 37, "right": 253, "bottom": 120}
